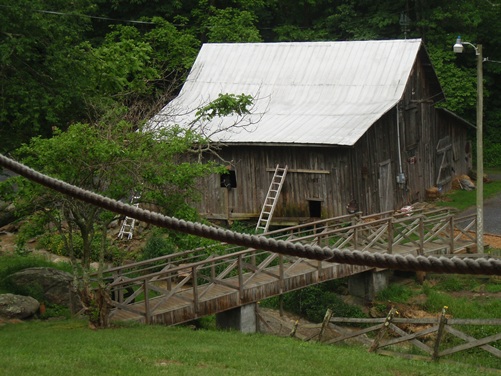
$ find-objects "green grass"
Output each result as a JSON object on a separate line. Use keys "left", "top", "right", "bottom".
{"left": 0, "top": 253, "right": 72, "bottom": 294}
{"left": 0, "top": 319, "right": 498, "bottom": 376}
{"left": 375, "top": 274, "right": 501, "bottom": 370}
{"left": 436, "top": 178, "right": 501, "bottom": 211}
{"left": 1, "top": 254, "right": 500, "bottom": 375}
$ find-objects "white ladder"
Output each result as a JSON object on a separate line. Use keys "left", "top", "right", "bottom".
{"left": 118, "top": 194, "right": 141, "bottom": 240}
{"left": 255, "top": 165, "right": 288, "bottom": 233}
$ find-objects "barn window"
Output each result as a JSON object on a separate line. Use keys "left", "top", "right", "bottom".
{"left": 220, "top": 170, "right": 237, "bottom": 189}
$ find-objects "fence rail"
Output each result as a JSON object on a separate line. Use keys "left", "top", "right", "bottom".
{"left": 282, "top": 307, "right": 501, "bottom": 363}
{"left": 325, "top": 307, "right": 501, "bottom": 360}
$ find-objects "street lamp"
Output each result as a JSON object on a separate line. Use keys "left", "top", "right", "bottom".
{"left": 453, "top": 36, "right": 484, "bottom": 253}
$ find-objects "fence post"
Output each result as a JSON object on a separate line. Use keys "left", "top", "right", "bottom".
{"left": 143, "top": 279, "right": 150, "bottom": 324}
{"left": 238, "top": 254, "right": 244, "bottom": 300}
{"left": 432, "top": 306, "right": 448, "bottom": 361}
{"left": 211, "top": 255, "right": 216, "bottom": 281}
{"left": 449, "top": 217, "right": 455, "bottom": 254}
{"left": 279, "top": 254, "right": 284, "bottom": 317}
{"left": 419, "top": 215, "right": 424, "bottom": 255}
{"left": 369, "top": 307, "right": 397, "bottom": 352}
{"left": 387, "top": 218, "right": 394, "bottom": 254}
{"left": 289, "top": 320, "right": 299, "bottom": 338}
{"left": 192, "top": 265, "right": 199, "bottom": 314}
{"left": 318, "top": 308, "right": 333, "bottom": 342}
{"left": 353, "top": 226, "right": 359, "bottom": 250}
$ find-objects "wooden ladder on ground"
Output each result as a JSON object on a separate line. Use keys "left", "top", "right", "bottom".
{"left": 255, "top": 165, "right": 288, "bottom": 233}
{"left": 118, "top": 193, "right": 141, "bottom": 240}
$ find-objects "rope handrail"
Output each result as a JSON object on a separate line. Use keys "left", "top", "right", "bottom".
{"left": 1, "top": 153, "right": 500, "bottom": 275}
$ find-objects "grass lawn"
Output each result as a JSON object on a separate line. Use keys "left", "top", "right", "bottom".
{"left": 436, "top": 170, "right": 501, "bottom": 211}
{"left": 1, "top": 319, "right": 499, "bottom": 376}
{"left": 2, "top": 169, "right": 501, "bottom": 376}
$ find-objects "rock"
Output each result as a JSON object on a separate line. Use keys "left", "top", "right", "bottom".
{"left": 0, "top": 202, "right": 18, "bottom": 228}
{"left": 0, "top": 293, "right": 40, "bottom": 319}
{"left": 7, "top": 267, "right": 82, "bottom": 312}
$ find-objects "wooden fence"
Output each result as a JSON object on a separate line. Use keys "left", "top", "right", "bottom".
{"left": 282, "top": 307, "right": 501, "bottom": 363}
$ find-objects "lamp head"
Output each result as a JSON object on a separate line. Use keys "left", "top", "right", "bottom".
{"left": 453, "top": 36, "right": 464, "bottom": 53}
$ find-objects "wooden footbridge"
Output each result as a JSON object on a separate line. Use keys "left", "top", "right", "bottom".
{"left": 102, "top": 207, "right": 478, "bottom": 326}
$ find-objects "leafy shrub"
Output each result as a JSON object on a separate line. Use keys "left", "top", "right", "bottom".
{"left": 38, "top": 231, "right": 101, "bottom": 262}
{"left": 141, "top": 233, "right": 176, "bottom": 260}
{"left": 262, "top": 282, "right": 366, "bottom": 323}
{"left": 484, "top": 140, "right": 501, "bottom": 168}
{"left": 230, "top": 221, "right": 256, "bottom": 234}
{"left": 39, "top": 303, "right": 71, "bottom": 320}
{"left": 16, "top": 213, "right": 48, "bottom": 249}
{"left": 38, "top": 233, "right": 67, "bottom": 256}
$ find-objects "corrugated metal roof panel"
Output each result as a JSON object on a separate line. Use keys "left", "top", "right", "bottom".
{"left": 150, "top": 39, "right": 425, "bottom": 146}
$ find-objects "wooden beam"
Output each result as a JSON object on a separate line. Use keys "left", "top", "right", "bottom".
{"left": 439, "top": 332, "right": 501, "bottom": 357}
{"left": 445, "top": 325, "right": 501, "bottom": 358}
{"left": 265, "top": 168, "right": 330, "bottom": 174}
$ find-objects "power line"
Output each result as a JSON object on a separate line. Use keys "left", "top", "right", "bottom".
{"left": 0, "top": 4, "right": 155, "bottom": 25}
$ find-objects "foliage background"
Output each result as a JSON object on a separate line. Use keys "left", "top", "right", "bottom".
{"left": 1, "top": 0, "right": 500, "bottom": 163}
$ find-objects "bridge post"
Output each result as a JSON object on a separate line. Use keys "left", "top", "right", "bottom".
{"left": 348, "top": 270, "right": 392, "bottom": 301}
{"left": 449, "top": 216, "right": 454, "bottom": 254}
{"left": 216, "top": 303, "right": 258, "bottom": 333}
{"left": 419, "top": 216, "right": 424, "bottom": 255}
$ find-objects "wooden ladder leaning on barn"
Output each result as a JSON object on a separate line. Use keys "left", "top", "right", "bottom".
{"left": 255, "top": 164, "right": 288, "bottom": 233}
{"left": 118, "top": 193, "right": 141, "bottom": 240}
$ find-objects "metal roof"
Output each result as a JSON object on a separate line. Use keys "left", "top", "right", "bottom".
{"left": 151, "top": 39, "right": 428, "bottom": 146}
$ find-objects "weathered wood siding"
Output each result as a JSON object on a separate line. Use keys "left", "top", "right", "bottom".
{"left": 193, "top": 52, "right": 470, "bottom": 221}
{"left": 197, "top": 145, "right": 352, "bottom": 219}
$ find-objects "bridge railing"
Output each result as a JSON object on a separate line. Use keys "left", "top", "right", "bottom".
{"left": 105, "top": 246, "right": 284, "bottom": 322}
{"left": 102, "top": 207, "right": 476, "bottom": 323}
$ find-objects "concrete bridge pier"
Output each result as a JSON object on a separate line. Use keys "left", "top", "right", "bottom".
{"left": 216, "top": 303, "right": 258, "bottom": 333}
{"left": 348, "top": 270, "right": 392, "bottom": 301}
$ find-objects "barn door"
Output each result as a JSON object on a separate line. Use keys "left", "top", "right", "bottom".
{"left": 378, "top": 159, "right": 394, "bottom": 212}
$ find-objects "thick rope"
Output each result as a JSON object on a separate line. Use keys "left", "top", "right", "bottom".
{"left": 1, "top": 153, "right": 500, "bottom": 275}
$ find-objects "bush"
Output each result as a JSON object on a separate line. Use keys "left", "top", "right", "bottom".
{"left": 39, "top": 303, "right": 71, "bottom": 320}
{"left": 484, "top": 140, "right": 501, "bottom": 168}
{"left": 262, "top": 282, "right": 366, "bottom": 323}
{"left": 38, "top": 233, "right": 67, "bottom": 256}
{"left": 141, "top": 233, "right": 176, "bottom": 260}
{"left": 15, "top": 213, "right": 47, "bottom": 249}
{"left": 37, "top": 231, "right": 102, "bottom": 262}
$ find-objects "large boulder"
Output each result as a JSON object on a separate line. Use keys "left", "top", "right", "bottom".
{"left": 0, "top": 293, "right": 39, "bottom": 319}
{"left": 7, "top": 267, "right": 81, "bottom": 311}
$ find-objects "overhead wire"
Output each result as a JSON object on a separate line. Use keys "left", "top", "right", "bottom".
{"left": 0, "top": 4, "right": 155, "bottom": 25}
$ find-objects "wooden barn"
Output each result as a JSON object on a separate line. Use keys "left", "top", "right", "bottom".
{"left": 150, "top": 39, "right": 472, "bottom": 225}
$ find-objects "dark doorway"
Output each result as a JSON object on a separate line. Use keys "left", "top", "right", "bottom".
{"left": 308, "top": 199, "right": 322, "bottom": 218}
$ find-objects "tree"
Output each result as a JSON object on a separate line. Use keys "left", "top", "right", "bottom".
{"left": 190, "top": 2, "right": 262, "bottom": 42}
{"left": 1, "top": 92, "right": 254, "bottom": 327}
{"left": 0, "top": 0, "right": 95, "bottom": 152}
{"left": 0, "top": 3, "right": 199, "bottom": 153}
